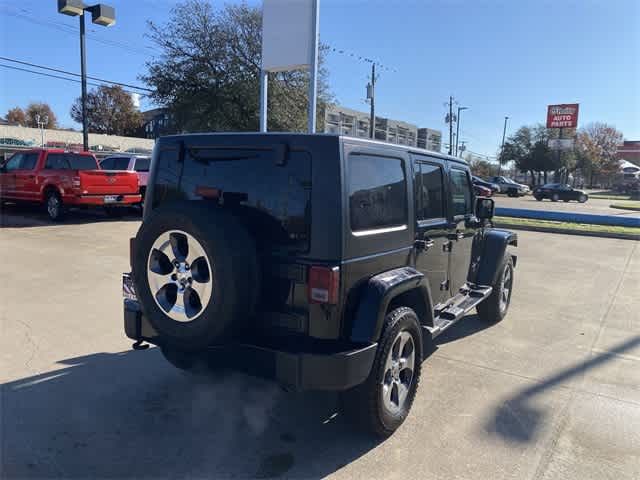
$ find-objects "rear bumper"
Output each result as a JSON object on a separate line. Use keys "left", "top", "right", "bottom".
{"left": 70, "top": 194, "right": 141, "bottom": 206}
{"left": 124, "top": 300, "right": 377, "bottom": 391}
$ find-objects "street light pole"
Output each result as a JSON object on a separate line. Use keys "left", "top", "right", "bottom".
{"left": 498, "top": 115, "right": 509, "bottom": 175}
{"left": 57, "top": 1, "right": 115, "bottom": 152}
{"left": 79, "top": 12, "right": 89, "bottom": 151}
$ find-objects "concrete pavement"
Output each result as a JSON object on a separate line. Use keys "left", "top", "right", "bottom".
{"left": 1, "top": 217, "right": 638, "bottom": 479}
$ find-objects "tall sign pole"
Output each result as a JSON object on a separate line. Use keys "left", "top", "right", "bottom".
{"left": 259, "top": 70, "right": 268, "bottom": 132}
{"left": 307, "top": 0, "right": 319, "bottom": 133}
{"left": 260, "top": 0, "right": 320, "bottom": 134}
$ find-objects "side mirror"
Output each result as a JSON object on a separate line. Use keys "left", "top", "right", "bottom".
{"left": 475, "top": 197, "right": 495, "bottom": 220}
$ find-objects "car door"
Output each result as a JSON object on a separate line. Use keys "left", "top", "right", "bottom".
{"left": 0, "top": 154, "right": 24, "bottom": 200}
{"left": 412, "top": 154, "right": 450, "bottom": 306}
{"left": 447, "top": 165, "right": 478, "bottom": 295}
{"left": 13, "top": 152, "right": 40, "bottom": 201}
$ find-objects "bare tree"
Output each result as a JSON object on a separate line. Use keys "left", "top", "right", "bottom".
{"left": 576, "top": 122, "right": 623, "bottom": 186}
{"left": 25, "top": 102, "right": 58, "bottom": 129}
{"left": 71, "top": 85, "right": 143, "bottom": 136}
{"left": 6, "top": 107, "right": 26, "bottom": 126}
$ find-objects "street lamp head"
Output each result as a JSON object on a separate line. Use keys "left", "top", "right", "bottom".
{"left": 88, "top": 4, "right": 116, "bottom": 26}
{"left": 459, "top": 106, "right": 469, "bottom": 111}
{"left": 58, "top": 0, "right": 85, "bottom": 16}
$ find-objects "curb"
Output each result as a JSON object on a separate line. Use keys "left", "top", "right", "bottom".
{"left": 495, "top": 207, "right": 640, "bottom": 228}
{"left": 494, "top": 222, "right": 640, "bottom": 241}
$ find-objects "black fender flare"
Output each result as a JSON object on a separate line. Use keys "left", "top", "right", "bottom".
{"left": 350, "top": 267, "right": 432, "bottom": 343}
{"left": 469, "top": 228, "right": 517, "bottom": 286}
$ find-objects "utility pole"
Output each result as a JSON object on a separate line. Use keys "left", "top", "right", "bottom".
{"left": 367, "top": 63, "right": 376, "bottom": 139}
{"left": 455, "top": 106, "right": 468, "bottom": 156}
{"left": 448, "top": 96, "right": 454, "bottom": 155}
{"left": 498, "top": 115, "right": 509, "bottom": 175}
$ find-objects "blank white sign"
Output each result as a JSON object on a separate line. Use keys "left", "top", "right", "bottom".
{"left": 262, "top": 0, "right": 315, "bottom": 72}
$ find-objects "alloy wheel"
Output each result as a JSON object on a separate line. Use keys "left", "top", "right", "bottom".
{"left": 381, "top": 331, "right": 416, "bottom": 413}
{"left": 499, "top": 263, "right": 513, "bottom": 313}
{"left": 147, "top": 230, "right": 213, "bottom": 322}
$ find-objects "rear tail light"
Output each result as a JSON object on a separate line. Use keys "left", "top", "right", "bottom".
{"left": 72, "top": 176, "right": 81, "bottom": 188}
{"left": 308, "top": 266, "right": 340, "bottom": 304}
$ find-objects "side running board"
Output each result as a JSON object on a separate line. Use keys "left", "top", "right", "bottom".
{"left": 425, "top": 285, "right": 493, "bottom": 338}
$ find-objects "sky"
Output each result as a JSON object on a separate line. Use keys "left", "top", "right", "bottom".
{"left": 1, "top": 0, "right": 638, "bottom": 158}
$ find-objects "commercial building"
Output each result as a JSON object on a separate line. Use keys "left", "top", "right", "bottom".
{"left": 617, "top": 140, "right": 640, "bottom": 164}
{"left": 323, "top": 104, "right": 442, "bottom": 152}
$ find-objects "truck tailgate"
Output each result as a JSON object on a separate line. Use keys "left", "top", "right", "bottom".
{"left": 79, "top": 170, "right": 139, "bottom": 194}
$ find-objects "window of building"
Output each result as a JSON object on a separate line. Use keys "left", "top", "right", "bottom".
{"left": 348, "top": 153, "right": 407, "bottom": 232}
{"left": 415, "top": 161, "right": 445, "bottom": 220}
{"left": 449, "top": 168, "right": 473, "bottom": 217}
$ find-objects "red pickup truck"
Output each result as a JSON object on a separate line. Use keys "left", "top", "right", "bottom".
{"left": 0, "top": 149, "right": 141, "bottom": 221}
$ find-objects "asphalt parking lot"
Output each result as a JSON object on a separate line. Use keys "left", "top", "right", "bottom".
{"left": 493, "top": 194, "right": 640, "bottom": 217}
{"left": 1, "top": 212, "right": 638, "bottom": 479}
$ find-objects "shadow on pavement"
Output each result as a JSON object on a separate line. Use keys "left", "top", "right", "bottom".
{"left": 0, "top": 202, "right": 141, "bottom": 228}
{"left": 1, "top": 348, "right": 381, "bottom": 479}
{"left": 434, "top": 314, "right": 494, "bottom": 345}
{"left": 484, "top": 335, "right": 640, "bottom": 444}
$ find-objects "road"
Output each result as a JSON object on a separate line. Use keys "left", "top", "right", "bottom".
{"left": 1, "top": 211, "right": 639, "bottom": 479}
{"left": 494, "top": 194, "right": 640, "bottom": 217}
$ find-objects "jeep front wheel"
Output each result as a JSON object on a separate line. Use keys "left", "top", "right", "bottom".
{"left": 477, "top": 256, "right": 514, "bottom": 323}
{"left": 341, "top": 307, "right": 422, "bottom": 437}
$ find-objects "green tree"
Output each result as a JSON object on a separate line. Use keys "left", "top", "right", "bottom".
{"left": 25, "top": 102, "right": 58, "bottom": 129}
{"left": 6, "top": 107, "right": 26, "bottom": 126}
{"left": 141, "top": 0, "right": 332, "bottom": 133}
{"left": 71, "top": 85, "right": 143, "bottom": 136}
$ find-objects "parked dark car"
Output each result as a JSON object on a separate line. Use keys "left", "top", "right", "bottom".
{"left": 487, "top": 176, "right": 530, "bottom": 197}
{"left": 472, "top": 176, "right": 499, "bottom": 194}
{"left": 533, "top": 183, "right": 588, "bottom": 203}
{"left": 123, "top": 134, "right": 517, "bottom": 437}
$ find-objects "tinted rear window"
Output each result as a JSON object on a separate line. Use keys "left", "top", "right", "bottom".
{"left": 179, "top": 147, "right": 311, "bottom": 251}
{"left": 348, "top": 153, "right": 407, "bottom": 232}
{"left": 134, "top": 157, "right": 150, "bottom": 171}
{"left": 68, "top": 155, "right": 97, "bottom": 170}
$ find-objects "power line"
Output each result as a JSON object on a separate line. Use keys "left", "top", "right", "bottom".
{"left": 0, "top": 56, "right": 153, "bottom": 92}
{"left": 0, "top": 64, "right": 147, "bottom": 97}
{"left": 326, "top": 46, "right": 398, "bottom": 73}
{"left": 0, "top": 5, "right": 158, "bottom": 58}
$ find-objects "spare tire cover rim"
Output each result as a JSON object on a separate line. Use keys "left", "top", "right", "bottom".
{"left": 147, "top": 229, "right": 213, "bottom": 322}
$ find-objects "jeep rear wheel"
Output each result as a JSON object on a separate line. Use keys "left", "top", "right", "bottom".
{"left": 341, "top": 307, "right": 422, "bottom": 437}
{"left": 132, "top": 202, "right": 259, "bottom": 351}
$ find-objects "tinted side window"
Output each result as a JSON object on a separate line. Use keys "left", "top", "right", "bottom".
{"left": 4, "top": 154, "right": 23, "bottom": 171}
{"left": 44, "top": 154, "right": 69, "bottom": 170}
{"left": 134, "top": 157, "right": 150, "bottom": 171}
{"left": 415, "top": 161, "right": 445, "bottom": 220}
{"left": 449, "top": 168, "right": 473, "bottom": 217}
{"left": 348, "top": 153, "right": 407, "bottom": 231}
{"left": 21, "top": 153, "right": 39, "bottom": 170}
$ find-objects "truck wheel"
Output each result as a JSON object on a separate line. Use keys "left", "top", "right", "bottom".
{"left": 578, "top": 194, "right": 587, "bottom": 203}
{"left": 477, "top": 256, "right": 514, "bottom": 323}
{"left": 341, "top": 307, "right": 423, "bottom": 437}
{"left": 132, "top": 201, "right": 259, "bottom": 351}
{"left": 45, "top": 191, "right": 65, "bottom": 221}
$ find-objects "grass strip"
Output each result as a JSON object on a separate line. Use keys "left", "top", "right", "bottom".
{"left": 494, "top": 216, "right": 640, "bottom": 236}
{"left": 609, "top": 202, "right": 640, "bottom": 212}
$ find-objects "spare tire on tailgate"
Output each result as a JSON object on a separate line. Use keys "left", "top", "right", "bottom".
{"left": 132, "top": 201, "right": 259, "bottom": 351}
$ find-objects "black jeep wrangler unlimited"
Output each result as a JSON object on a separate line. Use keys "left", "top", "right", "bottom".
{"left": 123, "top": 133, "right": 517, "bottom": 436}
